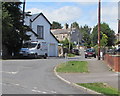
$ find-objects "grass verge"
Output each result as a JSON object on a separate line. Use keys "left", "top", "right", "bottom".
{"left": 56, "top": 61, "right": 88, "bottom": 73}
{"left": 77, "top": 83, "right": 120, "bottom": 96}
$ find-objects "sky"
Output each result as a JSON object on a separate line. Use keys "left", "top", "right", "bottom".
{"left": 23, "top": 1, "right": 119, "bottom": 34}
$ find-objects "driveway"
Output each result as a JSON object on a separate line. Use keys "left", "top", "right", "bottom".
{"left": 2, "top": 58, "right": 89, "bottom": 94}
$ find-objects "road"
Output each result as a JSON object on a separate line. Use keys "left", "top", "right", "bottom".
{"left": 2, "top": 55, "right": 90, "bottom": 94}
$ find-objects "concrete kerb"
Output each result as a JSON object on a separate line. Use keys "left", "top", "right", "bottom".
{"left": 53, "top": 66, "right": 105, "bottom": 95}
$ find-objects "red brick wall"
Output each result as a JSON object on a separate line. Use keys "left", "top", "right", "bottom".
{"left": 104, "top": 54, "right": 120, "bottom": 72}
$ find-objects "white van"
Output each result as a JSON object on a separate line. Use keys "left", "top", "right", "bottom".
{"left": 19, "top": 41, "right": 48, "bottom": 58}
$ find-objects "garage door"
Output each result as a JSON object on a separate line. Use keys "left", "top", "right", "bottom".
{"left": 49, "top": 44, "right": 56, "bottom": 56}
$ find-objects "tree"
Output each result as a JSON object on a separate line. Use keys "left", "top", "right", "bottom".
{"left": 51, "top": 21, "right": 62, "bottom": 29}
{"left": 60, "top": 38, "right": 74, "bottom": 50}
{"left": 2, "top": 2, "right": 30, "bottom": 57}
{"left": 91, "top": 22, "right": 116, "bottom": 46}
{"left": 80, "top": 25, "right": 92, "bottom": 47}
{"left": 100, "top": 32, "right": 108, "bottom": 47}
{"left": 71, "top": 22, "right": 79, "bottom": 29}
{"left": 64, "top": 23, "right": 69, "bottom": 29}
{"left": 81, "top": 24, "right": 91, "bottom": 34}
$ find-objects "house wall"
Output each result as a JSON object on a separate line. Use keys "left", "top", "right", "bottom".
{"left": 55, "top": 34, "right": 68, "bottom": 41}
{"left": 26, "top": 14, "right": 58, "bottom": 56}
{"left": 71, "top": 29, "right": 82, "bottom": 44}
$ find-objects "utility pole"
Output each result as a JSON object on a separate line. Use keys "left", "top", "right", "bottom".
{"left": 69, "top": 28, "right": 72, "bottom": 53}
{"left": 98, "top": 0, "right": 101, "bottom": 60}
{"left": 77, "top": 30, "right": 80, "bottom": 50}
{"left": 22, "top": 0, "right": 26, "bottom": 44}
{"left": 118, "top": 2, "right": 120, "bottom": 43}
{"left": 23, "top": 0, "right": 26, "bottom": 25}
{"left": 118, "top": 20, "right": 120, "bottom": 42}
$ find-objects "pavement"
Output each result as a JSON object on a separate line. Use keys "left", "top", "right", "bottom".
{"left": 56, "top": 58, "right": 119, "bottom": 91}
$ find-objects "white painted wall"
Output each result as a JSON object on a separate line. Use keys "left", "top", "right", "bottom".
{"left": 25, "top": 14, "right": 58, "bottom": 56}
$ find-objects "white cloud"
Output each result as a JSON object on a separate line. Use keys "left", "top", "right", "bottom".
{"left": 101, "top": 4, "right": 118, "bottom": 33}
{"left": 26, "top": 6, "right": 82, "bottom": 24}
{"left": 102, "top": 5, "right": 118, "bottom": 21}
{"left": 48, "top": 6, "right": 81, "bottom": 23}
{"left": 26, "top": 3, "right": 118, "bottom": 33}
{"left": 83, "top": 3, "right": 118, "bottom": 33}
{"left": 26, "top": 8, "right": 43, "bottom": 14}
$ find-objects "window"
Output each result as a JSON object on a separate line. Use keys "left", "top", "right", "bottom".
{"left": 23, "top": 42, "right": 37, "bottom": 48}
{"left": 37, "top": 43, "right": 41, "bottom": 49}
{"left": 30, "top": 20, "right": 32, "bottom": 28}
{"left": 37, "top": 25, "right": 44, "bottom": 39}
{"left": 29, "top": 19, "right": 32, "bottom": 29}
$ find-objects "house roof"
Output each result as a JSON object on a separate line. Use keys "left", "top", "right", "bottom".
{"left": 50, "top": 31, "right": 59, "bottom": 43}
{"left": 26, "top": 13, "right": 58, "bottom": 43}
{"left": 30, "top": 13, "right": 52, "bottom": 25}
{"left": 51, "top": 28, "right": 76, "bottom": 35}
{"left": 51, "top": 29, "right": 70, "bottom": 35}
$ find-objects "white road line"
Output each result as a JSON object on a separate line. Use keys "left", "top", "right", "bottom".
{"left": 0, "top": 71, "right": 18, "bottom": 74}
{"left": 31, "top": 89, "right": 47, "bottom": 94}
{"left": 2, "top": 82, "right": 56, "bottom": 94}
{"left": 51, "top": 90, "right": 57, "bottom": 93}
{"left": 15, "top": 84, "right": 20, "bottom": 86}
{"left": 32, "top": 87, "right": 57, "bottom": 94}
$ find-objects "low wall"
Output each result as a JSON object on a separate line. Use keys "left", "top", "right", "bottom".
{"left": 104, "top": 54, "right": 120, "bottom": 72}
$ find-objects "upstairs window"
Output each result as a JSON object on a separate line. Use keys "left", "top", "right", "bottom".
{"left": 29, "top": 19, "right": 32, "bottom": 28}
{"left": 37, "top": 25, "right": 44, "bottom": 39}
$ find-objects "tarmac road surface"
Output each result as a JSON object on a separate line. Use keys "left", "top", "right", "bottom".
{"left": 2, "top": 58, "right": 89, "bottom": 94}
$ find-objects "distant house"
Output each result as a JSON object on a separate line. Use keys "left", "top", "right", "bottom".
{"left": 51, "top": 28, "right": 70, "bottom": 41}
{"left": 24, "top": 13, "right": 59, "bottom": 57}
{"left": 51, "top": 25, "right": 82, "bottom": 45}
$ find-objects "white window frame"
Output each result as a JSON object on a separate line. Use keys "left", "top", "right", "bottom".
{"left": 37, "top": 25, "right": 44, "bottom": 39}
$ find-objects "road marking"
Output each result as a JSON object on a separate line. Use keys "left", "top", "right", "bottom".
{"left": 15, "top": 84, "right": 20, "bottom": 86}
{"left": 0, "top": 71, "right": 18, "bottom": 75}
{"left": 31, "top": 88, "right": 47, "bottom": 94}
{"left": 2, "top": 81, "right": 56, "bottom": 94}
{"left": 32, "top": 87, "right": 57, "bottom": 94}
{"left": 51, "top": 90, "right": 57, "bottom": 93}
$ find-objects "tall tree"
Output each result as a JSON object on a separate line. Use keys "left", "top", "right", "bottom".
{"left": 60, "top": 38, "right": 74, "bottom": 50}
{"left": 100, "top": 32, "right": 108, "bottom": 47}
{"left": 71, "top": 22, "right": 79, "bottom": 29}
{"left": 91, "top": 22, "right": 116, "bottom": 46}
{"left": 64, "top": 23, "right": 69, "bottom": 29}
{"left": 51, "top": 21, "right": 62, "bottom": 29}
{"left": 80, "top": 25, "right": 92, "bottom": 47}
{"left": 81, "top": 24, "right": 91, "bottom": 34}
{"left": 2, "top": 2, "right": 30, "bottom": 57}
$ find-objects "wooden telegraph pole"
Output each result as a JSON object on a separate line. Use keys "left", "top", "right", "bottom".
{"left": 23, "top": 0, "right": 26, "bottom": 24}
{"left": 98, "top": 0, "right": 101, "bottom": 60}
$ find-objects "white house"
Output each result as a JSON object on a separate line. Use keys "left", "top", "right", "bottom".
{"left": 24, "top": 13, "right": 58, "bottom": 57}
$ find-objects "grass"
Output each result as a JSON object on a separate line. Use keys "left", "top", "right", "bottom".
{"left": 56, "top": 61, "right": 88, "bottom": 73}
{"left": 67, "top": 53, "right": 76, "bottom": 57}
{"left": 77, "top": 83, "right": 120, "bottom": 96}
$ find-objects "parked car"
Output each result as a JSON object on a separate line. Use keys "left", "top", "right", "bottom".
{"left": 115, "top": 47, "right": 120, "bottom": 53}
{"left": 72, "top": 49, "right": 80, "bottom": 55}
{"left": 85, "top": 48, "right": 96, "bottom": 58}
{"left": 107, "top": 49, "right": 115, "bottom": 54}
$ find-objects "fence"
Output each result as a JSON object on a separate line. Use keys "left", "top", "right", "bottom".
{"left": 104, "top": 54, "right": 120, "bottom": 72}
